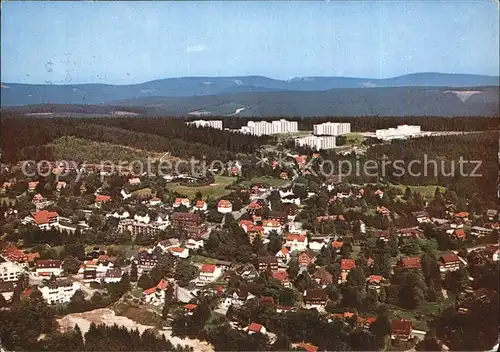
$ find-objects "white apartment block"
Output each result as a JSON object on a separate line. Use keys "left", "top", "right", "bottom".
{"left": 39, "top": 280, "right": 80, "bottom": 305}
{"left": 375, "top": 125, "right": 421, "bottom": 140}
{"left": 0, "top": 260, "right": 24, "bottom": 282}
{"left": 187, "top": 120, "right": 223, "bottom": 130}
{"left": 236, "top": 119, "right": 298, "bottom": 136}
{"left": 313, "top": 122, "right": 351, "bottom": 136}
{"left": 295, "top": 136, "right": 336, "bottom": 150}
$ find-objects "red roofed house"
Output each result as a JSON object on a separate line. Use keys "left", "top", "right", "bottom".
{"left": 246, "top": 322, "right": 266, "bottom": 335}
{"left": 303, "top": 289, "right": 328, "bottom": 311}
{"left": 128, "top": 177, "right": 141, "bottom": 186}
{"left": 438, "top": 252, "right": 461, "bottom": 275}
{"left": 285, "top": 234, "right": 308, "bottom": 252}
{"left": 366, "top": 275, "right": 389, "bottom": 292}
{"left": 450, "top": 228, "right": 467, "bottom": 241}
{"left": 184, "top": 303, "right": 198, "bottom": 315}
{"left": 398, "top": 257, "right": 421, "bottom": 270}
{"left": 30, "top": 210, "right": 59, "bottom": 230}
{"left": 167, "top": 246, "right": 189, "bottom": 259}
{"left": 263, "top": 219, "right": 283, "bottom": 235}
{"left": 455, "top": 211, "right": 470, "bottom": 222}
{"left": 95, "top": 194, "right": 111, "bottom": 208}
{"left": 391, "top": 319, "right": 413, "bottom": 341}
{"left": 331, "top": 241, "right": 344, "bottom": 253}
{"left": 194, "top": 200, "right": 208, "bottom": 212}
{"left": 272, "top": 270, "right": 291, "bottom": 287}
{"left": 217, "top": 199, "right": 233, "bottom": 214}
{"left": 32, "top": 193, "right": 45, "bottom": 204}
{"left": 173, "top": 198, "right": 191, "bottom": 208}
{"left": 142, "top": 279, "right": 169, "bottom": 306}
{"left": 197, "top": 264, "right": 220, "bottom": 285}
{"left": 339, "top": 259, "right": 356, "bottom": 284}
{"left": 313, "top": 267, "right": 333, "bottom": 287}
{"left": 247, "top": 201, "right": 263, "bottom": 216}
{"left": 35, "top": 259, "right": 62, "bottom": 277}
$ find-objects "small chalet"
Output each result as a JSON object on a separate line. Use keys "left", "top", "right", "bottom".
{"left": 366, "top": 275, "right": 389, "bottom": 292}
{"left": 128, "top": 177, "right": 141, "bottom": 186}
{"left": 312, "top": 267, "right": 333, "bottom": 287}
{"left": 284, "top": 234, "right": 308, "bottom": 252}
{"left": 247, "top": 201, "right": 263, "bottom": 216}
{"left": 184, "top": 303, "right": 197, "bottom": 315}
{"left": 455, "top": 211, "right": 469, "bottom": 223}
{"left": 173, "top": 197, "right": 191, "bottom": 208}
{"left": 275, "top": 247, "right": 290, "bottom": 264}
{"left": 262, "top": 219, "right": 282, "bottom": 235}
{"left": 95, "top": 194, "right": 111, "bottom": 207}
{"left": 246, "top": 322, "right": 266, "bottom": 335}
{"left": 217, "top": 199, "right": 233, "bottom": 214}
{"left": 194, "top": 200, "right": 208, "bottom": 212}
{"left": 411, "top": 211, "right": 430, "bottom": 224}
{"left": 339, "top": 259, "right": 356, "bottom": 283}
{"left": 272, "top": 270, "right": 291, "bottom": 287}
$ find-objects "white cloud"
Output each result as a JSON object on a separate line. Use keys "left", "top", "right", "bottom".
{"left": 186, "top": 44, "right": 208, "bottom": 53}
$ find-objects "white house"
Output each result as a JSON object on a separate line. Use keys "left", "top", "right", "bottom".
{"left": 173, "top": 198, "right": 191, "bottom": 208}
{"left": 185, "top": 238, "right": 204, "bottom": 250}
{"left": 220, "top": 291, "right": 255, "bottom": 309}
{"left": 262, "top": 219, "right": 283, "bottom": 235}
{"left": 156, "top": 238, "right": 180, "bottom": 252}
{"left": 284, "top": 234, "right": 308, "bottom": 252}
{"left": 149, "top": 197, "right": 162, "bottom": 206}
{"left": 142, "top": 279, "right": 169, "bottom": 306}
{"left": 281, "top": 195, "right": 301, "bottom": 206}
{"left": 39, "top": 280, "right": 80, "bottom": 305}
{"left": 288, "top": 222, "right": 304, "bottom": 234}
{"left": 309, "top": 238, "right": 328, "bottom": 252}
{"left": 194, "top": 200, "right": 208, "bottom": 212}
{"left": 107, "top": 210, "right": 130, "bottom": 219}
{"left": 0, "top": 260, "right": 24, "bottom": 282}
{"left": 167, "top": 247, "right": 190, "bottom": 259}
{"left": 134, "top": 213, "right": 150, "bottom": 224}
{"left": 197, "top": 264, "right": 222, "bottom": 285}
{"left": 245, "top": 323, "right": 267, "bottom": 335}
{"left": 35, "top": 260, "right": 63, "bottom": 277}
{"left": 217, "top": 200, "right": 233, "bottom": 214}
{"left": 120, "top": 189, "right": 132, "bottom": 200}
{"left": 0, "top": 281, "right": 16, "bottom": 301}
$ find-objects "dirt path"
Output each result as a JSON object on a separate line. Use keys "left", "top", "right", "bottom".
{"left": 58, "top": 308, "right": 213, "bottom": 351}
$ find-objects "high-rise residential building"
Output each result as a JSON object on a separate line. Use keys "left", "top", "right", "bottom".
{"left": 313, "top": 122, "right": 351, "bottom": 136}
{"left": 375, "top": 125, "right": 421, "bottom": 140}
{"left": 186, "top": 120, "right": 223, "bottom": 130}
{"left": 295, "top": 136, "right": 336, "bottom": 150}
{"left": 235, "top": 119, "right": 298, "bottom": 136}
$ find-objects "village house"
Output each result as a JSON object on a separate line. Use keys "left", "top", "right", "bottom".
{"left": 397, "top": 256, "right": 421, "bottom": 270}
{"left": 391, "top": 319, "right": 414, "bottom": 341}
{"left": 103, "top": 268, "right": 123, "bottom": 284}
{"left": 303, "top": 288, "right": 328, "bottom": 311}
{"left": 83, "top": 270, "right": 99, "bottom": 284}
{"left": 281, "top": 194, "right": 301, "bottom": 206}
{"left": 309, "top": 236, "right": 329, "bottom": 251}
{"left": 0, "top": 281, "right": 16, "bottom": 301}
{"left": 167, "top": 246, "right": 189, "bottom": 259}
{"left": 411, "top": 211, "right": 430, "bottom": 224}
{"left": 455, "top": 211, "right": 470, "bottom": 223}
{"left": 142, "top": 279, "right": 169, "bottom": 306}
{"left": 149, "top": 197, "right": 162, "bottom": 206}
{"left": 298, "top": 250, "right": 316, "bottom": 267}
{"left": 486, "top": 209, "right": 498, "bottom": 221}
{"left": 376, "top": 206, "right": 390, "bottom": 217}
{"left": 197, "top": 264, "right": 222, "bottom": 285}
{"left": 331, "top": 240, "right": 343, "bottom": 254}
{"left": 397, "top": 227, "right": 423, "bottom": 239}
{"left": 470, "top": 226, "right": 493, "bottom": 238}
{"left": 194, "top": 200, "right": 208, "bottom": 212}
{"left": 128, "top": 177, "right": 141, "bottom": 186}
{"left": 0, "top": 258, "right": 24, "bottom": 282}
{"left": 275, "top": 247, "right": 290, "bottom": 265}
{"left": 272, "top": 270, "right": 291, "bottom": 287}
{"left": 39, "top": 279, "right": 80, "bottom": 305}
{"left": 245, "top": 322, "right": 267, "bottom": 335}
{"left": 156, "top": 238, "right": 180, "bottom": 252}
{"left": 184, "top": 303, "right": 197, "bottom": 315}
{"left": 185, "top": 238, "right": 204, "bottom": 250}
{"left": 312, "top": 267, "right": 333, "bottom": 287}
{"left": 28, "top": 181, "right": 39, "bottom": 192}
{"left": 247, "top": 201, "right": 263, "bottom": 216}
{"left": 56, "top": 181, "right": 67, "bottom": 191}
{"left": 366, "top": 275, "right": 389, "bottom": 292}
{"left": 262, "top": 219, "right": 283, "bottom": 235}
{"left": 220, "top": 290, "right": 255, "bottom": 309}
{"left": 448, "top": 228, "right": 467, "bottom": 241}
{"left": 137, "top": 251, "right": 158, "bottom": 275}
{"left": 257, "top": 256, "right": 279, "bottom": 272}
{"left": 107, "top": 210, "right": 130, "bottom": 219}
{"left": 170, "top": 212, "right": 206, "bottom": 239}
{"left": 217, "top": 199, "right": 233, "bottom": 214}
{"left": 438, "top": 252, "right": 461, "bottom": 275}
{"left": 134, "top": 213, "right": 151, "bottom": 224}
{"left": 35, "top": 259, "right": 63, "bottom": 277}
{"left": 339, "top": 259, "right": 356, "bottom": 283}
{"left": 95, "top": 194, "right": 111, "bottom": 208}
{"left": 267, "top": 211, "right": 288, "bottom": 225}
{"left": 284, "top": 233, "right": 308, "bottom": 252}
{"left": 173, "top": 197, "right": 191, "bottom": 208}
{"left": 28, "top": 210, "right": 59, "bottom": 230}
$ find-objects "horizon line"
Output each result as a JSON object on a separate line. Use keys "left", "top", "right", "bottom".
{"left": 2, "top": 71, "right": 499, "bottom": 86}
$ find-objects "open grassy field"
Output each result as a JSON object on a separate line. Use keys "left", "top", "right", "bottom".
{"left": 165, "top": 175, "right": 235, "bottom": 199}
{"left": 239, "top": 176, "right": 291, "bottom": 188}
{"left": 394, "top": 184, "right": 446, "bottom": 199}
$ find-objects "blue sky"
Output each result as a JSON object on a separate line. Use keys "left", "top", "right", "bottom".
{"left": 1, "top": 1, "right": 499, "bottom": 84}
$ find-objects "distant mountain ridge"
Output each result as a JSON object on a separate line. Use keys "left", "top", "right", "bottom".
{"left": 2, "top": 72, "right": 498, "bottom": 106}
